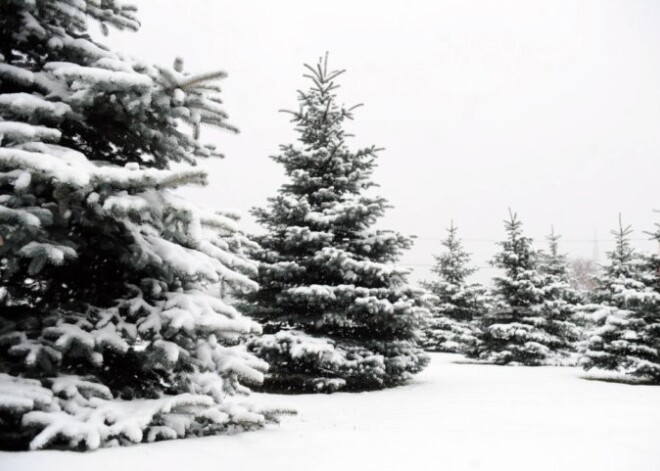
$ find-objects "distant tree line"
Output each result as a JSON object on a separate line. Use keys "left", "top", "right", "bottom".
{"left": 421, "top": 213, "right": 660, "bottom": 383}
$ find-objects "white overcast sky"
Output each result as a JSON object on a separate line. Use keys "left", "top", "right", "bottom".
{"left": 109, "top": 0, "right": 660, "bottom": 282}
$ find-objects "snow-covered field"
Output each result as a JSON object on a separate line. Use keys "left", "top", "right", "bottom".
{"left": 2, "top": 353, "right": 659, "bottom": 471}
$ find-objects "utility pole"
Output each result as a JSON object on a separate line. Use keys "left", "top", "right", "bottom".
{"left": 592, "top": 231, "right": 600, "bottom": 264}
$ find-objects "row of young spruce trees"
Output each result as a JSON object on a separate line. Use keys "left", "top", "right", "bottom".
{"left": 423, "top": 214, "right": 660, "bottom": 384}
{"left": 0, "top": 0, "right": 659, "bottom": 452}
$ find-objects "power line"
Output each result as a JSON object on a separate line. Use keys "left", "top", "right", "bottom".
{"left": 401, "top": 263, "right": 491, "bottom": 269}
{"left": 414, "top": 237, "right": 653, "bottom": 243}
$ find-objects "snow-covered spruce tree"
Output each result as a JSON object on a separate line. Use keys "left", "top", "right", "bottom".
{"left": 581, "top": 217, "right": 660, "bottom": 382}
{"left": 242, "top": 56, "right": 431, "bottom": 392}
{"left": 0, "top": 1, "right": 274, "bottom": 450}
{"left": 420, "top": 222, "right": 488, "bottom": 353}
{"left": 470, "top": 212, "right": 580, "bottom": 365}
{"left": 538, "top": 227, "right": 571, "bottom": 279}
{"left": 536, "top": 227, "right": 584, "bottom": 363}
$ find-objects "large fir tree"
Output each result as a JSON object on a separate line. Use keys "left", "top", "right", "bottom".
{"left": 420, "top": 222, "right": 488, "bottom": 353}
{"left": 0, "top": 0, "right": 273, "bottom": 450}
{"left": 243, "top": 56, "right": 431, "bottom": 392}
{"left": 581, "top": 217, "right": 660, "bottom": 382}
{"left": 470, "top": 212, "right": 580, "bottom": 365}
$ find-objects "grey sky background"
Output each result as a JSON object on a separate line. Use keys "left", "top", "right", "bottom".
{"left": 108, "top": 0, "right": 660, "bottom": 283}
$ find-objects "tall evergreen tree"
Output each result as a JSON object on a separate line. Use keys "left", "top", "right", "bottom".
{"left": 537, "top": 226, "right": 584, "bottom": 363}
{"left": 581, "top": 217, "right": 660, "bottom": 382}
{"left": 470, "top": 212, "right": 580, "bottom": 365}
{"left": 0, "top": 1, "right": 273, "bottom": 450}
{"left": 421, "top": 222, "right": 488, "bottom": 353}
{"left": 243, "top": 56, "right": 431, "bottom": 392}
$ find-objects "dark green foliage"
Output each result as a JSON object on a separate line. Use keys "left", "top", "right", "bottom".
{"left": 243, "top": 56, "right": 430, "bottom": 392}
{"left": 581, "top": 217, "right": 660, "bottom": 382}
{"left": 470, "top": 212, "right": 581, "bottom": 365}
{"left": 421, "top": 222, "right": 489, "bottom": 353}
{"left": 0, "top": 0, "right": 269, "bottom": 450}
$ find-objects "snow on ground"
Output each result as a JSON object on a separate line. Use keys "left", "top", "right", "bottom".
{"left": 2, "top": 353, "right": 659, "bottom": 471}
